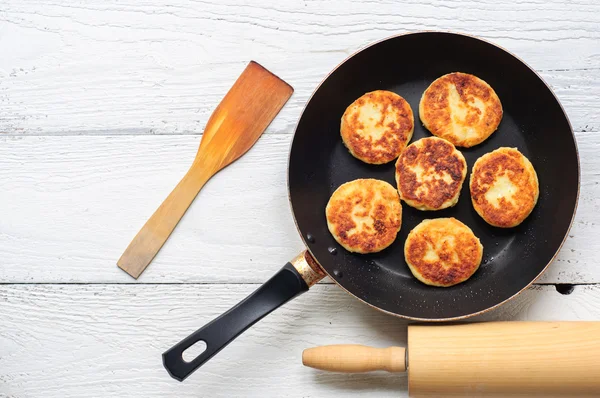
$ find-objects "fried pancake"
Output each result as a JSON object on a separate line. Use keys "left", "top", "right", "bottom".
{"left": 326, "top": 179, "right": 402, "bottom": 254}
{"left": 419, "top": 72, "right": 503, "bottom": 147}
{"left": 395, "top": 137, "right": 467, "bottom": 211}
{"left": 470, "top": 147, "right": 539, "bottom": 228}
{"left": 404, "top": 218, "right": 483, "bottom": 287}
{"left": 341, "top": 90, "right": 414, "bottom": 164}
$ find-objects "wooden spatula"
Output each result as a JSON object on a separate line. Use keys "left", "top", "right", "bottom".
{"left": 118, "top": 61, "right": 293, "bottom": 279}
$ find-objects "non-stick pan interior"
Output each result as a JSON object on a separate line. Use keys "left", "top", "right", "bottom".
{"left": 288, "top": 32, "right": 579, "bottom": 320}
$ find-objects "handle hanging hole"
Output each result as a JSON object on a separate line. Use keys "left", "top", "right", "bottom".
{"left": 182, "top": 340, "right": 207, "bottom": 363}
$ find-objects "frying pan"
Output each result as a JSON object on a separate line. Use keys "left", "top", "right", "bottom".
{"left": 163, "top": 31, "right": 579, "bottom": 381}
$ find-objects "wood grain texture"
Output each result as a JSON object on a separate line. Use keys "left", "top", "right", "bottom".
{"left": 117, "top": 61, "right": 292, "bottom": 278}
{"left": 0, "top": 284, "right": 599, "bottom": 398}
{"left": 0, "top": 134, "right": 597, "bottom": 283}
{"left": 408, "top": 322, "right": 600, "bottom": 396}
{"left": 0, "top": 0, "right": 599, "bottom": 136}
{"left": 303, "top": 345, "right": 407, "bottom": 373}
{"left": 305, "top": 323, "right": 600, "bottom": 396}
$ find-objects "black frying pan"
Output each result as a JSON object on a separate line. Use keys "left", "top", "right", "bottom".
{"left": 163, "top": 32, "right": 579, "bottom": 381}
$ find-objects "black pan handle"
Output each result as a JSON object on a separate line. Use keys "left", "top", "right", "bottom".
{"left": 162, "top": 262, "right": 309, "bottom": 381}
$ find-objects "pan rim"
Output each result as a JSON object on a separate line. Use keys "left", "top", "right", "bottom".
{"left": 286, "top": 30, "right": 580, "bottom": 322}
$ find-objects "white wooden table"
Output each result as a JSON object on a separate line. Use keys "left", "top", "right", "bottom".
{"left": 1, "top": 1, "right": 599, "bottom": 396}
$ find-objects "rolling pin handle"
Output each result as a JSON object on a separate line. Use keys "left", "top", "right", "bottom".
{"left": 302, "top": 345, "right": 407, "bottom": 373}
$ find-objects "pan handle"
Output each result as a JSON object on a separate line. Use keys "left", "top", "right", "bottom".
{"left": 162, "top": 251, "right": 324, "bottom": 381}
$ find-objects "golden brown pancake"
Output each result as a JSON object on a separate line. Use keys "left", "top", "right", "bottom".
{"left": 419, "top": 72, "right": 503, "bottom": 147}
{"left": 326, "top": 179, "right": 402, "bottom": 253}
{"left": 470, "top": 147, "right": 539, "bottom": 228}
{"left": 404, "top": 218, "right": 483, "bottom": 287}
{"left": 395, "top": 137, "right": 467, "bottom": 211}
{"left": 341, "top": 90, "right": 414, "bottom": 164}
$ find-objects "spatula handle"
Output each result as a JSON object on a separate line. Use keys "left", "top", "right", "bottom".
{"left": 117, "top": 161, "right": 211, "bottom": 278}
{"left": 303, "top": 345, "right": 407, "bottom": 373}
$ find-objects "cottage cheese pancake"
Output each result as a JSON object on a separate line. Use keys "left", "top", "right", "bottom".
{"left": 395, "top": 137, "right": 467, "bottom": 211}
{"left": 419, "top": 72, "right": 503, "bottom": 147}
{"left": 326, "top": 179, "right": 402, "bottom": 253}
{"left": 341, "top": 90, "right": 414, "bottom": 164}
{"left": 404, "top": 218, "right": 483, "bottom": 287}
{"left": 470, "top": 147, "right": 539, "bottom": 228}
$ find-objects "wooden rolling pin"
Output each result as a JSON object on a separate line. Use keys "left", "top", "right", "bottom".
{"left": 303, "top": 322, "right": 600, "bottom": 397}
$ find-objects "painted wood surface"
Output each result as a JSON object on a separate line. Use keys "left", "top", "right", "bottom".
{"left": 1, "top": 0, "right": 599, "bottom": 396}
{"left": 1, "top": 0, "right": 599, "bottom": 136}
{"left": 0, "top": 134, "right": 597, "bottom": 284}
{"left": 1, "top": 284, "right": 599, "bottom": 397}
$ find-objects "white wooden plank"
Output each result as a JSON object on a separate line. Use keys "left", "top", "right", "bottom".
{"left": 0, "top": 134, "right": 596, "bottom": 284}
{"left": 0, "top": 283, "right": 598, "bottom": 397}
{"left": 0, "top": 0, "right": 598, "bottom": 135}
